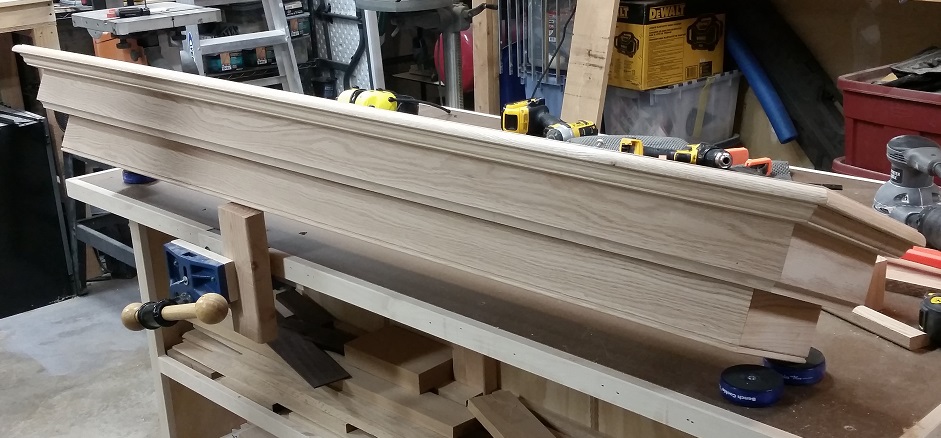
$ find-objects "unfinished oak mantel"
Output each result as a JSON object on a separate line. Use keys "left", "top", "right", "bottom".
{"left": 14, "top": 44, "right": 924, "bottom": 360}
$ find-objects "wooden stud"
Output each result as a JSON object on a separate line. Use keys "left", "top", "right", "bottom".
{"left": 218, "top": 202, "right": 277, "bottom": 343}
{"left": 850, "top": 306, "right": 930, "bottom": 350}
{"left": 344, "top": 325, "right": 454, "bottom": 394}
{"left": 468, "top": 390, "right": 555, "bottom": 438}
{"left": 453, "top": 346, "right": 498, "bottom": 395}
{"left": 471, "top": 0, "right": 499, "bottom": 115}
{"left": 866, "top": 256, "right": 889, "bottom": 310}
{"left": 559, "top": 0, "right": 619, "bottom": 124}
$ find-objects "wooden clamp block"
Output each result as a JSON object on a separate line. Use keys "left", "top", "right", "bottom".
{"left": 218, "top": 202, "right": 277, "bottom": 343}
{"left": 344, "top": 325, "right": 453, "bottom": 394}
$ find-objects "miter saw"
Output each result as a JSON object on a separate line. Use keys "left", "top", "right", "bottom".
{"left": 355, "top": 0, "right": 495, "bottom": 109}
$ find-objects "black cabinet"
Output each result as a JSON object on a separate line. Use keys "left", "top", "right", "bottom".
{"left": 0, "top": 106, "right": 73, "bottom": 318}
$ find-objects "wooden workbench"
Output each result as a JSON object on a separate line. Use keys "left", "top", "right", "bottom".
{"left": 67, "top": 168, "right": 941, "bottom": 438}
{"left": 1, "top": 0, "right": 58, "bottom": 108}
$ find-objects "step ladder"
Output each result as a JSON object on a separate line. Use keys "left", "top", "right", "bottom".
{"left": 179, "top": 0, "right": 305, "bottom": 93}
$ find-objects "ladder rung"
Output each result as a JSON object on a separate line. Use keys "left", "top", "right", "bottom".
{"left": 200, "top": 30, "right": 288, "bottom": 55}
{"left": 245, "top": 76, "right": 284, "bottom": 87}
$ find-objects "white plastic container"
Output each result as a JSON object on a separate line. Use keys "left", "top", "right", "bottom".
{"left": 603, "top": 70, "right": 742, "bottom": 144}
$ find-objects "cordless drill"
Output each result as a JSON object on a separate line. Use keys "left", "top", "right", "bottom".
{"left": 501, "top": 98, "right": 599, "bottom": 141}
{"left": 873, "top": 135, "right": 941, "bottom": 248}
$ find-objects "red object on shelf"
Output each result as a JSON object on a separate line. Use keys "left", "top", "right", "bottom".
{"left": 837, "top": 65, "right": 941, "bottom": 176}
{"left": 831, "top": 156, "right": 889, "bottom": 181}
{"left": 904, "top": 247, "right": 941, "bottom": 270}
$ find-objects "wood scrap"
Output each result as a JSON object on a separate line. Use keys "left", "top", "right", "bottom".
{"left": 221, "top": 423, "right": 276, "bottom": 438}
{"left": 284, "top": 411, "right": 362, "bottom": 437}
{"left": 215, "top": 375, "right": 280, "bottom": 411}
{"left": 452, "top": 346, "right": 498, "bottom": 395}
{"left": 173, "top": 342, "right": 444, "bottom": 438}
{"left": 866, "top": 256, "right": 888, "bottom": 310}
{"left": 267, "top": 325, "right": 350, "bottom": 388}
{"left": 279, "top": 315, "right": 355, "bottom": 354}
{"left": 886, "top": 257, "right": 941, "bottom": 298}
{"left": 332, "top": 352, "right": 480, "bottom": 437}
{"left": 850, "top": 306, "right": 930, "bottom": 350}
{"left": 168, "top": 347, "right": 221, "bottom": 379}
{"left": 468, "top": 390, "right": 555, "bottom": 438}
{"left": 344, "top": 326, "right": 453, "bottom": 394}
{"left": 276, "top": 289, "right": 336, "bottom": 327}
{"left": 437, "top": 381, "right": 483, "bottom": 406}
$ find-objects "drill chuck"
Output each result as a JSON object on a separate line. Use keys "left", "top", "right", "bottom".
{"left": 703, "top": 148, "right": 733, "bottom": 169}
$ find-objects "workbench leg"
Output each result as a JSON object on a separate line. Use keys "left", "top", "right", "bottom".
{"left": 130, "top": 222, "right": 243, "bottom": 438}
{"left": 0, "top": 32, "right": 24, "bottom": 109}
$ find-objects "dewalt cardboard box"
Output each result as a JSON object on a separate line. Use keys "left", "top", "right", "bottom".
{"left": 609, "top": 0, "right": 725, "bottom": 90}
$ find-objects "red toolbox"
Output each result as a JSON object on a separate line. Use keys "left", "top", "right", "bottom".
{"left": 837, "top": 65, "right": 941, "bottom": 175}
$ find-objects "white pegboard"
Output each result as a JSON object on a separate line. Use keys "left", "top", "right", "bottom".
{"left": 311, "top": 0, "right": 375, "bottom": 90}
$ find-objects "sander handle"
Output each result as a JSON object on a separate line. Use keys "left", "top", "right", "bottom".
{"left": 904, "top": 146, "right": 941, "bottom": 178}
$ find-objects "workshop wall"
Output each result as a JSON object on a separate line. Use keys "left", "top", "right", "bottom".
{"left": 740, "top": 0, "right": 941, "bottom": 167}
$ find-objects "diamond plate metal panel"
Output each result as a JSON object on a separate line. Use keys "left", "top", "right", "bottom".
{"left": 311, "top": 0, "right": 374, "bottom": 90}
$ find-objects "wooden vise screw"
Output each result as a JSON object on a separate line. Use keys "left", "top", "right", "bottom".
{"left": 121, "top": 294, "right": 229, "bottom": 331}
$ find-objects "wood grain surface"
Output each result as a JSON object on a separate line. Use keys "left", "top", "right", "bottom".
{"left": 20, "top": 46, "right": 924, "bottom": 359}
{"left": 69, "top": 170, "right": 941, "bottom": 438}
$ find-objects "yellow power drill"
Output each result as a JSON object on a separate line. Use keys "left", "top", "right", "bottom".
{"left": 502, "top": 98, "right": 599, "bottom": 141}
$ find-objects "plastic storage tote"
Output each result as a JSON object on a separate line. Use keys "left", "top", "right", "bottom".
{"left": 838, "top": 65, "right": 941, "bottom": 175}
{"left": 603, "top": 70, "right": 741, "bottom": 144}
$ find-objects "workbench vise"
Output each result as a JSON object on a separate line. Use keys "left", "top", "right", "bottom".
{"left": 121, "top": 240, "right": 235, "bottom": 331}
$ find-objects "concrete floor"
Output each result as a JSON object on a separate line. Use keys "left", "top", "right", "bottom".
{"left": 0, "top": 279, "right": 159, "bottom": 438}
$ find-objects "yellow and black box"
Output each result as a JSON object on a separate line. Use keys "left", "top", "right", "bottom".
{"left": 609, "top": 0, "right": 725, "bottom": 90}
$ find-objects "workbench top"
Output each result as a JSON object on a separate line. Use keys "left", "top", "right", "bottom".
{"left": 70, "top": 169, "right": 941, "bottom": 438}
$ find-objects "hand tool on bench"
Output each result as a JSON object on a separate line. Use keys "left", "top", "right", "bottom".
{"left": 121, "top": 240, "right": 233, "bottom": 331}
{"left": 568, "top": 134, "right": 749, "bottom": 170}
{"left": 501, "top": 98, "right": 599, "bottom": 141}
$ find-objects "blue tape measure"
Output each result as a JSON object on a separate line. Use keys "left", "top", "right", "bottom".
{"left": 719, "top": 364, "right": 783, "bottom": 408}
{"left": 764, "top": 347, "right": 826, "bottom": 386}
